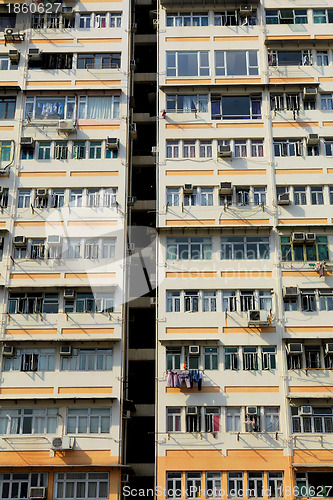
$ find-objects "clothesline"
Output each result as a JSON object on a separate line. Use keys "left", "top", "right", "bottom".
{"left": 167, "top": 370, "right": 203, "bottom": 390}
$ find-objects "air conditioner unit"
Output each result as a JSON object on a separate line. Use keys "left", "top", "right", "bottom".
{"left": 130, "top": 123, "right": 137, "bottom": 140}
{"left": 189, "top": 345, "right": 200, "bottom": 355}
{"left": 123, "top": 410, "right": 131, "bottom": 419}
{"left": 2, "top": 345, "right": 14, "bottom": 357}
{"left": 13, "top": 236, "right": 26, "bottom": 247}
{"left": 127, "top": 196, "right": 136, "bottom": 206}
{"left": 283, "top": 286, "right": 299, "bottom": 298}
{"left": 58, "top": 120, "right": 75, "bottom": 132}
{"left": 278, "top": 193, "right": 290, "bottom": 205}
{"left": 28, "top": 48, "right": 42, "bottom": 60}
{"left": 287, "top": 343, "right": 303, "bottom": 354}
{"left": 20, "top": 137, "right": 34, "bottom": 148}
{"left": 9, "top": 49, "right": 20, "bottom": 63}
{"left": 47, "top": 235, "right": 62, "bottom": 245}
{"left": 219, "top": 182, "right": 232, "bottom": 194}
{"left": 187, "top": 407, "right": 197, "bottom": 415}
{"left": 300, "top": 406, "right": 312, "bottom": 416}
{"left": 246, "top": 406, "right": 258, "bottom": 415}
{"left": 151, "top": 146, "right": 157, "bottom": 155}
{"left": 248, "top": 310, "right": 270, "bottom": 326}
{"left": 303, "top": 87, "right": 317, "bottom": 101}
{"left": 131, "top": 23, "right": 137, "bottom": 33}
{"left": 239, "top": 5, "right": 253, "bottom": 14}
{"left": 64, "top": 288, "right": 75, "bottom": 299}
{"left": 106, "top": 137, "right": 119, "bottom": 150}
{"left": 51, "top": 436, "right": 73, "bottom": 450}
{"left": 292, "top": 232, "right": 305, "bottom": 244}
{"left": 28, "top": 487, "right": 46, "bottom": 500}
{"left": 184, "top": 184, "right": 193, "bottom": 194}
{"left": 217, "top": 145, "right": 232, "bottom": 157}
{"left": 307, "top": 133, "right": 319, "bottom": 145}
{"left": 305, "top": 233, "right": 316, "bottom": 244}
{"left": 37, "top": 189, "right": 47, "bottom": 197}
{"left": 61, "top": 7, "right": 74, "bottom": 18}
{"left": 60, "top": 346, "right": 72, "bottom": 356}
{"left": 325, "top": 343, "right": 333, "bottom": 355}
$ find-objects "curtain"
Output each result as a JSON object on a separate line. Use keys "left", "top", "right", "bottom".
{"left": 87, "top": 97, "right": 114, "bottom": 120}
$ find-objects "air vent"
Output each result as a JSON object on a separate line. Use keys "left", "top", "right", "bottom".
{"left": 300, "top": 406, "right": 312, "bottom": 415}
{"left": 51, "top": 436, "right": 73, "bottom": 450}
{"left": 278, "top": 193, "right": 290, "bottom": 205}
{"left": 219, "top": 182, "right": 232, "bottom": 194}
{"left": 283, "top": 287, "right": 299, "bottom": 298}
{"left": 307, "top": 133, "right": 319, "bottom": 145}
{"left": 217, "top": 145, "right": 232, "bottom": 157}
{"left": 187, "top": 407, "right": 197, "bottom": 415}
{"left": 2, "top": 345, "right": 14, "bottom": 357}
{"left": 47, "top": 235, "right": 62, "bottom": 245}
{"left": 303, "top": 87, "right": 317, "bottom": 101}
{"left": 60, "top": 346, "right": 72, "bottom": 356}
{"left": 248, "top": 310, "right": 270, "bottom": 326}
{"left": 305, "top": 233, "right": 316, "bottom": 244}
{"left": 20, "top": 137, "right": 34, "bottom": 148}
{"left": 246, "top": 406, "right": 258, "bottom": 415}
{"left": 28, "top": 487, "right": 46, "bottom": 500}
{"left": 28, "top": 48, "right": 42, "bottom": 60}
{"left": 106, "top": 137, "right": 119, "bottom": 150}
{"left": 9, "top": 49, "right": 20, "bottom": 62}
{"left": 36, "top": 189, "right": 47, "bottom": 197}
{"left": 58, "top": 120, "right": 75, "bottom": 132}
{"left": 184, "top": 184, "right": 193, "bottom": 194}
{"left": 287, "top": 343, "right": 303, "bottom": 354}
{"left": 239, "top": 5, "right": 253, "bottom": 14}
{"left": 292, "top": 232, "right": 305, "bottom": 244}
{"left": 13, "top": 236, "right": 26, "bottom": 247}
{"left": 189, "top": 345, "right": 199, "bottom": 355}
{"left": 64, "top": 288, "right": 75, "bottom": 299}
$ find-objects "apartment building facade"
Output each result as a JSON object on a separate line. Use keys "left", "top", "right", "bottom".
{"left": 156, "top": 0, "right": 333, "bottom": 498}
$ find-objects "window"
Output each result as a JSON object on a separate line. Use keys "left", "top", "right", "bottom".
{"left": 167, "top": 408, "right": 181, "bottom": 432}
{"left": 17, "top": 189, "right": 31, "bottom": 208}
{"left": 77, "top": 53, "right": 120, "bottom": 69}
{"left": 268, "top": 473, "right": 283, "bottom": 498}
{"left": 251, "top": 140, "right": 263, "bottom": 157}
{"left": 166, "top": 473, "right": 182, "bottom": 499}
{"left": 301, "top": 290, "right": 316, "bottom": 312}
{"left": 321, "top": 94, "right": 333, "bottom": 110}
{"left": 21, "top": 148, "right": 34, "bottom": 160}
{"left": 259, "top": 291, "right": 272, "bottom": 311}
{"left": 281, "top": 236, "right": 329, "bottom": 262}
{"left": 203, "top": 292, "right": 217, "bottom": 313}
{"left": 214, "top": 10, "right": 256, "bottom": 26}
{"left": 253, "top": 187, "right": 266, "bottom": 205}
{"left": 317, "top": 51, "right": 329, "bottom": 66}
{"left": 226, "top": 407, "right": 241, "bottom": 432}
{"left": 94, "top": 13, "right": 107, "bottom": 28}
{"left": 28, "top": 53, "right": 73, "bottom": 70}
{"left": 319, "top": 291, "right": 333, "bottom": 311}
{"left": 85, "top": 238, "right": 99, "bottom": 259}
{"left": 307, "top": 144, "right": 319, "bottom": 156}
{"left": 3, "top": 348, "right": 55, "bottom": 372}
{"left": 8, "top": 293, "right": 59, "bottom": 314}
{"left": 204, "top": 408, "right": 220, "bottom": 432}
{"left": 167, "top": 237, "right": 212, "bottom": 260}
{"left": 269, "top": 50, "right": 311, "bottom": 66}
{"left": 79, "top": 13, "right": 91, "bottom": 28}
{"left": 221, "top": 236, "right": 270, "bottom": 260}
{"left": 200, "top": 187, "right": 213, "bottom": 205}
{"left": 73, "top": 141, "right": 86, "bottom": 159}
{"left": 225, "top": 347, "right": 238, "bottom": 370}
{"left": 243, "top": 347, "right": 258, "bottom": 370}
{"left": 311, "top": 186, "right": 324, "bottom": 205}
{"left": 292, "top": 406, "right": 333, "bottom": 434}
{"left": 183, "top": 140, "right": 196, "bottom": 158}
{"left": 0, "top": 14, "right": 16, "bottom": 30}
{"left": 186, "top": 473, "right": 201, "bottom": 499}
{"left": 305, "top": 346, "right": 321, "bottom": 369}
{"left": 212, "top": 95, "right": 261, "bottom": 120}
{"left": 166, "top": 94, "right": 208, "bottom": 113}
{"left": 54, "top": 472, "right": 109, "bottom": 499}
{"left": 236, "top": 187, "right": 250, "bottom": 206}
{"left": 330, "top": 187, "right": 333, "bottom": 204}
{"left": 70, "top": 189, "right": 83, "bottom": 207}
{"left": 264, "top": 407, "right": 279, "bottom": 432}
{"left": 166, "top": 12, "right": 208, "bottom": 27}
{"left": 262, "top": 347, "right": 276, "bottom": 370}
{"left": 0, "top": 409, "right": 57, "bottom": 434}
{"left": 166, "top": 141, "right": 179, "bottom": 158}
{"left": 204, "top": 347, "right": 218, "bottom": 369}
{"left": 102, "top": 238, "right": 116, "bottom": 259}
{"left": 110, "top": 12, "right": 122, "bottom": 27}
{"left": 215, "top": 50, "right": 259, "bottom": 76}
{"left": 266, "top": 9, "right": 307, "bottom": 24}
{"left": 313, "top": 9, "right": 333, "bottom": 24}
{"left": 55, "top": 141, "right": 69, "bottom": 160}
{"left": 67, "top": 408, "right": 111, "bottom": 434}
{"left": 184, "top": 291, "right": 199, "bottom": 312}
{"left": 248, "top": 472, "right": 263, "bottom": 498}
{"left": 270, "top": 94, "right": 284, "bottom": 110}
{"left": 235, "top": 140, "right": 247, "bottom": 157}
{"left": 64, "top": 292, "right": 114, "bottom": 313}
{"left": 199, "top": 140, "right": 212, "bottom": 158}
{"left": 222, "top": 292, "right": 237, "bottom": 312}
{"left": 287, "top": 351, "right": 302, "bottom": 370}
{"left": 52, "top": 189, "right": 65, "bottom": 208}
{"left": 38, "top": 141, "right": 51, "bottom": 160}
{"left": 166, "top": 51, "right": 209, "bottom": 77}
{"left": 78, "top": 95, "right": 120, "bottom": 120}
{"left": 166, "top": 291, "right": 181, "bottom": 312}
{"left": 0, "top": 97, "right": 15, "bottom": 119}
{"left": 0, "top": 141, "right": 12, "bottom": 161}
{"left": 30, "top": 239, "right": 46, "bottom": 259}
{"left": 25, "top": 96, "right": 75, "bottom": 120}
{"left": 240, "top": 291, "right": 254, "bottom": 312}
{"left": 274, "top": 139, "right": 301, "bottom": 157}
{"left": 325, "top": 141, "right": 333, "bottom": 156}
{"left": 166, "top": 187, "right": 180, "bottom": 207}
{"left": 61, "top": 348, "right": 112, "bottom": 371}
{"left": 166, "top": 347, "right": 181, "bottom": 370}
{"left": 0, "top": 473, "right": 47, "bottom": 499}
{"left": 294, "top": 186, "right": 307, "bottom": 205}
{"left": 186, "top": 407, "right": 201, "bottom": 432}
{"left": 89, "top": 141, "right": 102, "bottom": 159}
{"left": 228, "top": 472, "right": 243, "bottom": 498}
{"left": 12, "top": 246, "right": 26, "bottom": 259}
{"left": 206, "top": 472, "right": 222, "bottom": 499}
{"left": 0, "top": 189, "right": 8, "bottom": 208}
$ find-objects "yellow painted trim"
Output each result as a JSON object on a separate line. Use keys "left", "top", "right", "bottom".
{"left": 319, "top": 77, "right": 333, "bottom": 82}
{"left": 217, "top": 122, "right": 264, "bottom": 128}
{"left": 30, "top": 39, "right": 73, "bottom": 44}
{"left": 165, "top": 79, "right": 212, "bottom": 85}
{"left": 166, "top": 271, "right": 217, "bottom": 278}
{"left": 76, "top": 38, "right": 122, "bottom": 44}
{"left": 67, "top": 220, "right": 117, "bottom": 226}
{"left": 166, "top": 37, "right": 210, "bottom": 42}
{"left": 165, "top": 123, "right": 212, "bottom": 129}
{"left": 269, "top": 77, "right": 315, "bottom": 83}
{"left": 285, "top": 326, "right": 333, "bottom": 333}
{"left": 222, "top": 271, "right": 272, "bottom": 278}
{"left": 18, "top": 172, "right": 67, "bottom": 177}
{"left": 0, "top": 387, "right": 53, "bottom": 395}
{"left": 278, "top": 218, "right": 327, "bottom": 224}
{"left": 70, "top": 171, "right": 119, "bottom": 177}
{"left": 0, "top": 126, "right": 14, "bottom": 130}
{"left": 315, "top": 35, "right": 333, "bottom": 39}
{"left": 166, "top": 327, "right": 219, "bottom": 334}
{"left": 64, "top": 272, "right": 116, "bottom": 279}
{"left": 14, "top": 221, "right": 64, "bottom": 227}
{"left": 75, "top": 80, "right": 122, "bottom": 86}
{"left": 214, "top": 36, "right": 259, "bottom": 41}
{"left": 0, "top": 82, "right": 18, "bottom": 87}
{"left": 26, "top": 81, "right": 71, "bottom": 87}
{"left": 225, "top": 386, "right": 279, "bottom": 393}
{"left": 215, "top": 78, "right": 261, "bottom": 84}
{"left": 282, "top": 270, "right": 332, "bottom": 277}
{"left": 0, "top": 222, "right": 5, "bottom": 227}
{"left": 62, "top": 328, "right": 115, "bottom": 335}
{"left": 224, "top": 327, "right": 276, "bottom": 333}
{"left": 323, "top": 122, "right": 333, "bottom": 126}
{"left": 166, "top": 219, "right": 215, "bottom": 226}
{"left": 10, "top": 273, "right": 61, "bottom": 280}
{"left": 166, "top": 386, "right": 220, "bottom": 393}
{"left": 165, "top": 170, "right": 214, "bottom": 176}
{"left": 275, "top": 168, "right": 323, "bottom": 175}
{"left": 289, "top": 386, "right": 333, "bottom": 393}
{"left": 218, "top": 169, "right": 266, "bottom": 175}
{"left": 328, "top": 169, "right": 333, "bottom": 174}
{"left": 266, "top": 35, "right": 311, "bottom": 40}
{"left": 77, "top": 124, "right": 120, "bottom": 130}
{"left": 272, "top": 122, "right": 319, "bottom": 128}
{"left": 219, "top": 219, "right": 270, "bottom": 225}
{"left": 58, "top": 387, "right": 113, "bottom": 394}
{"left": 5, "top": 329, "right": 57, "bottom": 335}
{"left": 0, "top": 450, "right": 119, "bottom": 467}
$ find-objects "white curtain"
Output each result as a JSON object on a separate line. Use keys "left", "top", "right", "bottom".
{"left": 87, "top": 97, "right": 114, "bottom": 120}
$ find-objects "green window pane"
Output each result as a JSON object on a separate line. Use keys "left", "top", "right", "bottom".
{"left": 293, "top": 245, "right": 304, "bottom": 261}
{"left": 318, "top": 244, "right": 329, "bottom": 260}
{"left": 281, "top": 244, "right": 292, "bottom": 261}
{"left": 305, "top": 245, "right": 316, "bottom": 261}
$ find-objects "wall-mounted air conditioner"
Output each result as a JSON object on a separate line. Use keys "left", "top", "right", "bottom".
{"left": 292, "top": 232, "right": 305, "bottom": 244}
{"left": 287, "top": 343, "right": 303, "bottom": 354}
{"left": 189, "top": 346, "right": 199, "bottom": 355}
{"left": 247, "top": 310, "right": 270, "bottom": 326}
{"left": 217, "top": 145, "right": 232, "bottom": 157}
{"left": 60, "top": 346, "right": 72, "bottom": 356}
{"left": 51, "top": 436, "right": 73, "bottom": 450}
{"left": 278, "top": 193, "right": 290, "bottom": 205}
{"left": 13, "top": 236, "right": 26, "bottom": 247}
